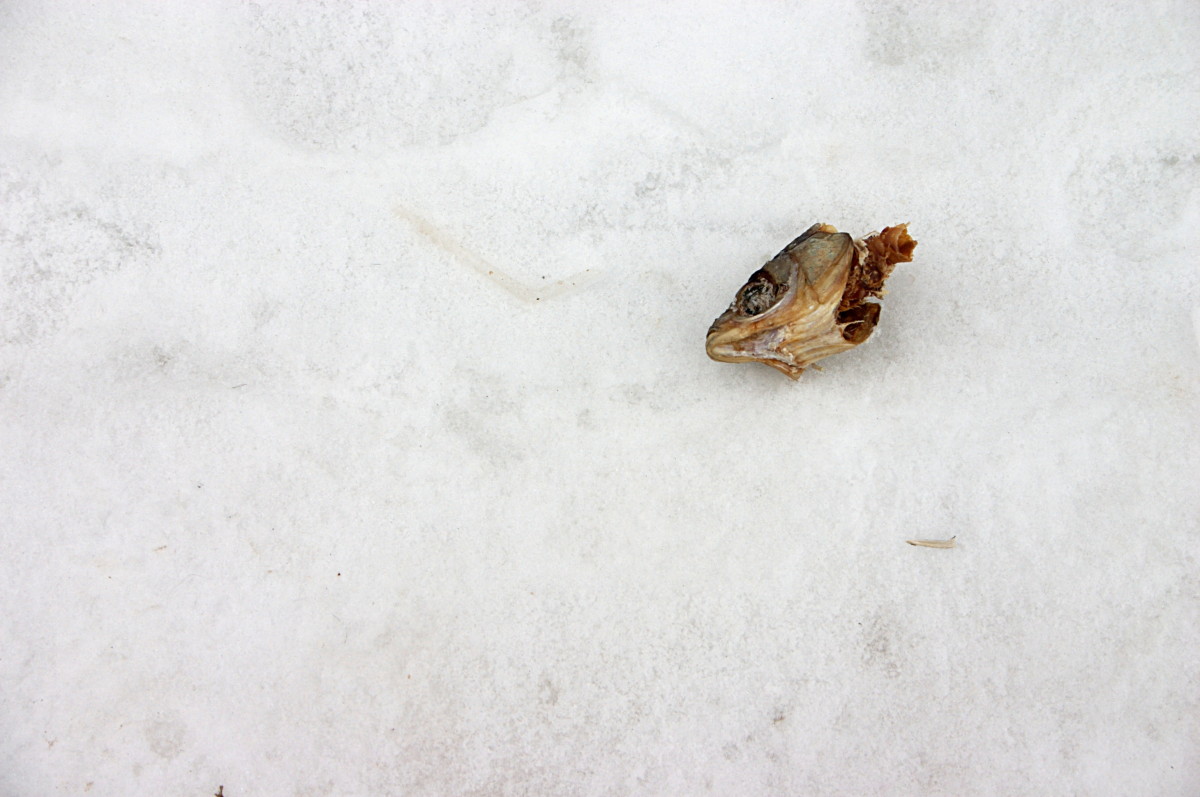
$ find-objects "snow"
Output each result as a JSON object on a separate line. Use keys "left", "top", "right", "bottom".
{"left": 1, "top": 1, "right": 1198, "bottom": 795}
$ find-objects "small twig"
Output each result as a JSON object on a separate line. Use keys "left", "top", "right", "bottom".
{"left": 906, "top": 535, "right": 957, "bottom": 549}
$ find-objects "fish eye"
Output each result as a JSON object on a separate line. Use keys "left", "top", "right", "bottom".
{"left": 736, "top": 270, "right": 784, "bottom": 316}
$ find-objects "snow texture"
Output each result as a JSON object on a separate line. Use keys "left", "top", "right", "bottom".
{"left": 1, "top": 1, "right": 1198, "bottom": 795}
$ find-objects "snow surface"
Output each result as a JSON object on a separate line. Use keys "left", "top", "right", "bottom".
{"left": 1, "top": 2, "right": 1198, "bottom": 795}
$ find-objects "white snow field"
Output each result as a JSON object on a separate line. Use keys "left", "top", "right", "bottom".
{"left": 1, "top": 2, "right": 1198, "bottom": 795}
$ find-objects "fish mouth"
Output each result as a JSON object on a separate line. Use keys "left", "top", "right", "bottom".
{"left": 705, "top": 324, "right": 783, "bottom": 364}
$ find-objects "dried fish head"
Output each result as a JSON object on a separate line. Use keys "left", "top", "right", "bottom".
{"left": 706, "top": 223, "right": 915, "bottom": 379}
